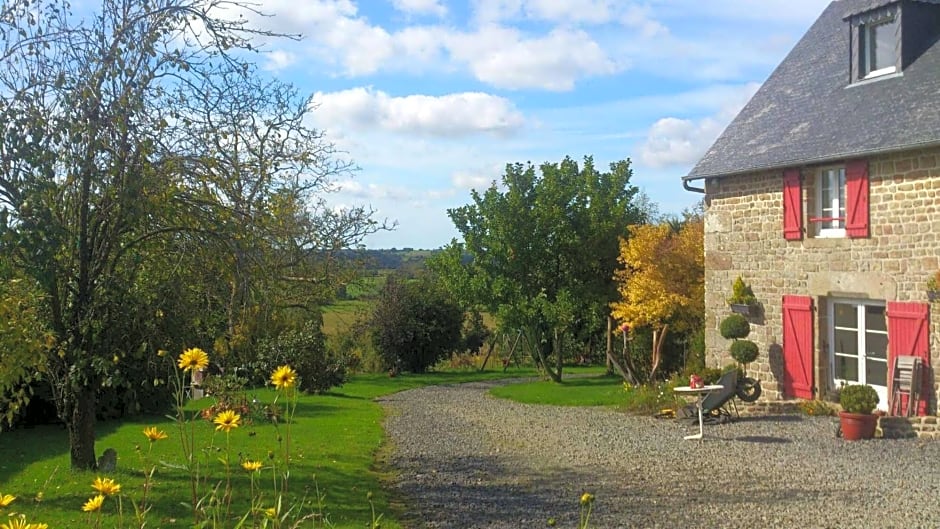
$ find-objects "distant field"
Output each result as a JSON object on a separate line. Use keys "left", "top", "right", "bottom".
{"left": 322, "top": 299, "right": 372, "bottom": 336}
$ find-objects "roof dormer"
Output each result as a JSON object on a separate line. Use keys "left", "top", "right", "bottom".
{"left": 846, "top": 0, "right": 940, "bottom": 83}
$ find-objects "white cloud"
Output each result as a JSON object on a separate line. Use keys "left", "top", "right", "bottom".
{"left": 448, "top": 26, "right": 620, "bottom": 91}
{"left": 263, "top": 49, "right": 297, "bottom": 71}
{"left": 452, "top": 167, "right": 500, "bottom": 191}
{"left": 472, "top": 0, "right": 618, "bottom": 25}
{"left": 392, "top": 0, "right": 447, "bottom": 17}
{"left": 639, "top": 117, "right": 725, "bottom": 169}
{"left": 638, "top": 83, "right": 760, "bottom": 168}
{"left": 312, "top": 87, "right": 526, "bottom": 137}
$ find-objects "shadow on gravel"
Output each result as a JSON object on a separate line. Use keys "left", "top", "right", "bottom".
{"left": 736, "top": 414, "right": 804, "bottom": 423}
{"left": 732, "top": 435, "right": 792, "bottom": 444}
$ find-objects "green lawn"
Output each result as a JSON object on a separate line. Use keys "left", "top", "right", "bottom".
{"left": 489, "top": 371, "right": 627, "bottom": 407}
{"left": 0, "top": 369, "right": 558, "bottom": 529}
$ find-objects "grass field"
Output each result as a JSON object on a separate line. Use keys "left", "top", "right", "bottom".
{"left": 489, "top": 371, "right": 626, "bottom": 407}
{"left": 1, "top": 369, "right": 576, "bottom": 529}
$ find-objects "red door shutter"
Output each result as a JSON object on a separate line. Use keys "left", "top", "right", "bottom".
{"left": 782, "top": 295, "right": 814, "bottom": 398}
{"left": 845, "top": 159, "right": 870, "bottom": 238}
{"left": 783, "top": 169, "right": 803, "bottom": 240}
{"left": 886, "top": 302, "right": 930, "bottom": 416}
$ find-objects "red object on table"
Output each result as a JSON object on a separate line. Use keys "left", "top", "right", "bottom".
{"left": 689, "top": 374, "right": 703, "bottom": 389}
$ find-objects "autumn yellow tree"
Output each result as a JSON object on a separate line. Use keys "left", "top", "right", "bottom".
{"left": 610, "top": 217, "right": 704, "bottom": 381}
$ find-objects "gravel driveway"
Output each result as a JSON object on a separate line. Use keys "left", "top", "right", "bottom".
{"left": 379, "top": 379, "right": 940, "bottom": 528}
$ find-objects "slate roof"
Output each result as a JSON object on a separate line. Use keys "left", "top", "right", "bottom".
{"left": 686, "top": 0, "right": 940, "bottom": 180}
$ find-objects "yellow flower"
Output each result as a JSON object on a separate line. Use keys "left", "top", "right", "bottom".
{"left": 28, "top": 523, "right": 49, "bottom": 529}
{"left": 91, "top": 476, "right": 121, "bottom": 496}
{"left": 242, "top": 460, "right": 263, "bottom": 472}
{"left": 580, "top": 492, "right": 595, "bottom": 506}
{"left": 0, "top": 516, "right": 29, "bottom": 529}
{"left": 270, "top": 365, "right": 297, "bottom": 390}
{"left": 213, "top": 410, "right": 241, "bottom": 432}
{"left": 82, "top": 494, "right": 105, "bottom": 512}
{"left": 264, "top": 507, "right": 277, "bottom": 519}
{"left": 0, "top": 493, "right": 15, "bottom": 507}
{"left": 143, "top": 426, "right": 168, "bottom": 442}
{"left": 177, "top": 347, "right": 209, "bottom": 372}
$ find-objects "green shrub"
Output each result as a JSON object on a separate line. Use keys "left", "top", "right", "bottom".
{"left": 839, "top": 384, "right": 879, "bottom": 414}
{"left": 729, "top": 340, "right": 759, "bottom": 365}
{"left": 251, "top": 318, "right": 347, "bottom": 394}
{"left": 621, "top": 382, "right": 681, "bottom": 415}
{"left": 371, "top": 275, "right": 463, "bottom": 373}
{"left": 719, "top": 313, "right": 750, "bottom": 340}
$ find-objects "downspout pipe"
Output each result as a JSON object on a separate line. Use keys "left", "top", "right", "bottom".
{"left": 682, "top": 175, "right": 706, "bottom": 194}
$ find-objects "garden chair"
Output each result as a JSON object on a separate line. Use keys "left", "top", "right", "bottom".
{"left": 680, "top": 370, "right": 740, "bottom": 424}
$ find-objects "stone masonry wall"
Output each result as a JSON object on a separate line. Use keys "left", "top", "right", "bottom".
{"left": 703, "top": 146, "right": 940, "bottom": 414}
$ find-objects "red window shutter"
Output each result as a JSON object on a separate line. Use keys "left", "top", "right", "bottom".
{"left": 782, "top": 169, "right": 802, "bottom": 240}
{"left": 886, "top": 302, "right": 930, "bottom": 416}
{"left": 782, "top": 295, "right": 814, "bottom": 398}
{"left": 845, "top": 159, "right": 870, "bottom": 238}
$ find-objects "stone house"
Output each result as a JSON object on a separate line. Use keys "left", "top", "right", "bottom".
{"left": 683, "top": 0, "right": 940, "bottom": 421}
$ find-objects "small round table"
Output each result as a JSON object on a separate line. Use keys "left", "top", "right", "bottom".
{"left": 673, "top": 385, "right": 724, "bottom": 440}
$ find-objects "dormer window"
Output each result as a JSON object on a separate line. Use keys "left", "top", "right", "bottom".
{"left": 847, "top": 2, "right": 903, "bottom": 83}
{"left": 860, "top": 16, "right": 898, "bottom": 78}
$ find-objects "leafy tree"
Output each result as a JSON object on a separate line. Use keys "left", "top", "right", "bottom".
{"left": 611, "top": 217, "right": 704, "bottom": 381}
{"left": 0, "top": 262, "right": 51, "bottom": 427}
{"left": 0, "top": 0, "right": 383, "bottom": 468}
{"left": 371, "top": 275, "right": 463, "bottom": 374}
{"left": 431, "top": 156, "right": 648, "bottom": 381}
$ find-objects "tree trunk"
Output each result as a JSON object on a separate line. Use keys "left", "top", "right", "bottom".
{"left": 605, "top": 316, "right": 613, "bottom": 374}
{"left": 68, "top": 386, "right": 98, "bottom": 470}
{"left": 649, "top": 324, "right": 669, "bottom": 381}
{"left": 554, "top": 328, "right": 563, "bottom": 381}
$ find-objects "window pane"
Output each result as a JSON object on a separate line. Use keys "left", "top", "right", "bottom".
{"left": 871, "top": 19, "right": 897, "bottom": 71}
{"left": 835, "top": 328, "right": 858, "bottom": 356}
{"left": 837, "top": 168, "right": 846, "bottom": 226}
{"left": 866, "top": 332, "right": 887, "bottom": 360}
{"left": 836, "top": 355, "right": 859, "bottom": 382}
{"left": 834, "top": 303, "right": 857, "bottom": 329}
{"left": 865, "top": 305, "right": 886, "bottom": 332}
{"left": 866, "top": 358, "right": 887, "bottom": 386}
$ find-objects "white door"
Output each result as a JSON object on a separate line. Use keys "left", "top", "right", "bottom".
{"left": 829, "top": 300, "right": 888, "bottom": 410}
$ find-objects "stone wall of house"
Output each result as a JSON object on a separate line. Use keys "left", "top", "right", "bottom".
{"left": 702, "top": 145, "right": 940, "bottom": 414}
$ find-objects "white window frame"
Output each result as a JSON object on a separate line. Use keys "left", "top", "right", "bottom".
{"left": 828, "top": 298, "right": 888, "bottom": 411}
{"left": 814, "top": 166, "right": 846, "bottom": 238}
{"left": 861, "top": 17, "right": 898, "bottom": 79}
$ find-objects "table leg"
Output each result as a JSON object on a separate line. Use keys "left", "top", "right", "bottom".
{"left": 684, "top": 399, "right": 705, "bottom": 440}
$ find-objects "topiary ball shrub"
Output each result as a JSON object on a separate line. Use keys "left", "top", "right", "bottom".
{"left": 729, "top": 339, "right": 759, "bottom": 365}
{"left": 839, "top": 384, "right": 879, "bottom": 414}
{"left": 719, "top": 313, "right": 751, "bottom": 340}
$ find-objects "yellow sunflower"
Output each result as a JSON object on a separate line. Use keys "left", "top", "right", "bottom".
{"left": 177, "top": 347, "right": 209, "bottom": 372}
{"left": 580, "top": 492, "right": 595, "bottom": 506}
{"left": 143, "top": 426, "right": 168, "bottom": 442}
{"left": 270, "top": 365, "right": 297, "bottom": 390}
{"left": 0, "top": 493, "right": 15, "bottom": 507}
{"left": 91, "top": 477, "right": 121, "bottom": 496}
{"left": 213, "top": 410, "right": 241, "bottom": 432}
{"left": 82, "top": 494, "right": 105, "bottom": 512}
{"left": 241, "top": 460, "right": 263, "bottom": 472}
{"left": 0, "top": 516, "right": 29, "bottom": 529}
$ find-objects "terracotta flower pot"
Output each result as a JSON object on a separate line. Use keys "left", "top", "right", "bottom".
{"left": 839, "top": 411, "right": 878, "bottom": 440}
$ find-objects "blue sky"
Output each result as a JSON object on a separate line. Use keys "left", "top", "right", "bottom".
{"left": 236, "top": 0, "right": 829, "bottom": 248}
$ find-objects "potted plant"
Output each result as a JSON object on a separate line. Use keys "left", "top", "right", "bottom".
{"left": 838, "top": 384, "right": 879, "bottom": 441}
{"left": 726, "top": 276, "right": 757, "bottom": 315}
{"left": 927, "top": 271, "right": 940, "bottom": 302}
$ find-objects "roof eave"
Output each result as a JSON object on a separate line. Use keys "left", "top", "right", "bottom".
{"left": 682, "top": 138, "right": 940, "bottom": 182}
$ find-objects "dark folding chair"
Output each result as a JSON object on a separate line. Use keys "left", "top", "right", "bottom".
{"left": 680, "top": 370, "right": 740, "bottom": 424}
